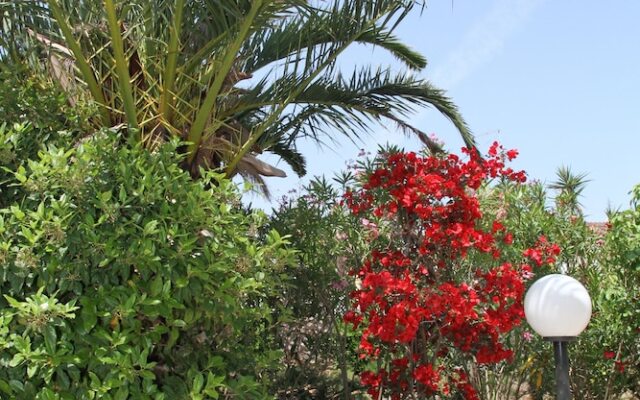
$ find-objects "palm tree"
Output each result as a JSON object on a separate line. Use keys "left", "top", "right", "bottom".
{"left": 1, "top": 0, "right": 475, "bottom": 193}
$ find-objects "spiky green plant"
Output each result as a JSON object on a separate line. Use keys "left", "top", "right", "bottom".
{"left": 549, "top": 166, "right": 590, "bottom": 216}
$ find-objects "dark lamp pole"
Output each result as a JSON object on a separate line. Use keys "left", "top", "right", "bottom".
{"left": 546, "top": 337, "right": 574, "bottom": 400}
{"left": 524, "top": 274, "right": 592, "bottom": 400}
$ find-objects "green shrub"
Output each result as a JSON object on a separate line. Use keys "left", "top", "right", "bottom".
{"left": 0, "top": 130, "right": 294, "bottom": 399}
{"left": 0, "top": 70, "right": 92, "bottom": 206}
{"left": 268, "top": 177, "right": 368, "bottom": 398}
{"left": 591, "top": 184, "right": 640, "bottom": 398}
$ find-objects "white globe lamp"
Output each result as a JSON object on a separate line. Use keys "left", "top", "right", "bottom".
{"left": 524, "top": 274, "right": 592, "bottom": 400}
{"left": 524, "top": 274, "right": 592, "bottom": 338}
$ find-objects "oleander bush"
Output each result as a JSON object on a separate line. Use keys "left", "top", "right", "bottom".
{"left": 268, "top": 177, "right": 370, "bottom": 398}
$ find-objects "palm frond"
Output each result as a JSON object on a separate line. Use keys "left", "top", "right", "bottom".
{"left": 244, "top": 68, "right": 473, "bottom": 150}
{"left": 549, "top": 166, "right": 590, "bottom": 195}
{"left": 262, "top": 140, "right": 307, "bottom": 177}
{"left": 550, "top": 165, "right": 590, "bottom": 215}
{"left": 242, "top": 6, "right": 425, "bottom": 73}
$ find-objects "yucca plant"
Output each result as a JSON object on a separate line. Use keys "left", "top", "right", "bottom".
{"left": 549, "top": 166, "right": 590, "bottom": 217}
{"left": 1, "top": 0, "right": 475, "bottom": 193}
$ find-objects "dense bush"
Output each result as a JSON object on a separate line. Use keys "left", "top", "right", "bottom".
{"left": 340, "top": 144, "right": 550, "bottom": 399}
{"left": 0, "top": 130, "right": 294, "bottom": 399}
{"left": 268, "top": 178, "right": 369, "bottom": 398}
{"left": 595, "top": 184, "right": 640, "bottom": 398}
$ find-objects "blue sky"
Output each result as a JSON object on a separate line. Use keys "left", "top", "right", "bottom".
{"left": 248, "top": 0, "right": 640, "bottom": 221}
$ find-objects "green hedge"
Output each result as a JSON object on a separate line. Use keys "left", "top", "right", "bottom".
{"left": 0, "top": 130, "right": 293, "bottom": 399}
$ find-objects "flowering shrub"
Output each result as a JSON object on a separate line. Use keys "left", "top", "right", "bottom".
{"left": 342, "top": 143, "right": 559, "bottom": 399}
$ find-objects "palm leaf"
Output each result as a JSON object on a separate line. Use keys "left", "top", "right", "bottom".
{"left": 224, "top": 0, "right": 421, "bottom": 175}
{"left": 242, "top": 10, "right": 426, "bottom": 73}
{"left": 237, "top": 69, "right": 474, "bottom": 150}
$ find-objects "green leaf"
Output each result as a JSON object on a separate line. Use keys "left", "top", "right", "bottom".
{"left": 10, "top": 206, "right": 25, "bottom": 220}
{"left": 118, "top": 185, "right": 127, "bottom": 203}
{"left": 8, "top": 380, "right": 23, "bottom": 393}
{"left": 149, "top": 276, "right": 163, "bottom": 297}
{"left": 9, "top": 354, "right": 24, "bottom": 368}
{"left": 166, "top": 327, "right": 179, "bottom": 350}
{"left": 139, "top": 370, "right": 155, "bottom": 380}
{"left": 41, "top": 387, "right": 58, "bottom": 400}
{"left": 100, "top": 191, "right": 112, "bottom": 203}
{"left": 204, "top": 372, "right": 224, "bottom": 399}
{"left": 172, "top": 319, "right": 186, "bottom": 328}
{"left": 43, "top": 325, "right": 57, "bottom": 354}
{"left": 3, "top": 295, "right": 21, "bottom": 308}
{"left": 27, "top": 364, "right": 38, "bottom": 379}
{"left": 143, "top": 220, "right": 159, "bottom": 236}
{"left": 56, "top": 369, "right": 71, "bottom": 390}
{"left": 79, "top": 300, "right": 97, "bottom": 334}
{"left": 88, "top": 372, "right": 101, "bottom": 388}
{"left": 192, "top": 372, "right": 204, "bottom": 393}
{"left": 0, "top": 379, "right": 12, "bottom": 395}
{"left": 14, "top": 166, "right": 27, "bottom": 183}
{"left": 114, "top": 386, "right": 129, "bottom": 400}
{"left": 124, "top": 294, "right": 137, "bottom": 310}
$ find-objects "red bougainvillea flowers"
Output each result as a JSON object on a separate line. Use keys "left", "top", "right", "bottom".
{"left": 343, "top": 143, "right": 560, "bottom": 399}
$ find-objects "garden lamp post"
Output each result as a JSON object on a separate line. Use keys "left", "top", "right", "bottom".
{"left": 523, "top": 274, "right": 592, "bottom": 400}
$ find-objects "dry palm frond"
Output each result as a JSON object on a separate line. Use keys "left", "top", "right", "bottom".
{"left": 28, "top": 29, "right": 78, "bottom": 105}
{"left": 236, "top": 154, "right": 287, "bottom": 199}
{"left": 236, "top": 153, "right": 286, "bottom": 178}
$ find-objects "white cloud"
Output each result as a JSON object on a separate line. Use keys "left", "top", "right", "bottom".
{"left": 432, "top": 0, "right": 545, "bottom": 89}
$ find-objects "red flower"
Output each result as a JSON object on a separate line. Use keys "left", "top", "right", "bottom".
{"left": 604, "top": 351, "right": 616, "bottom": 360}
{"left": 413, "top": 363, "right": 439, "bottom": 392}
{"left": 503, "top": 233, "right": 514, "bottom": 244}
{"left": 343, "top": 142, "right": 537, "bottom": 399}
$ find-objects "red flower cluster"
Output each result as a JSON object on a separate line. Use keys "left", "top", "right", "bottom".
{"left": 343, "top": 144, "right": 558, "bottom": 399}
{"left": 603, "top": 350, "right": 627, "bottom": 372}
{"left": 523, "top": 235, "right": 561, "bottom": 266}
